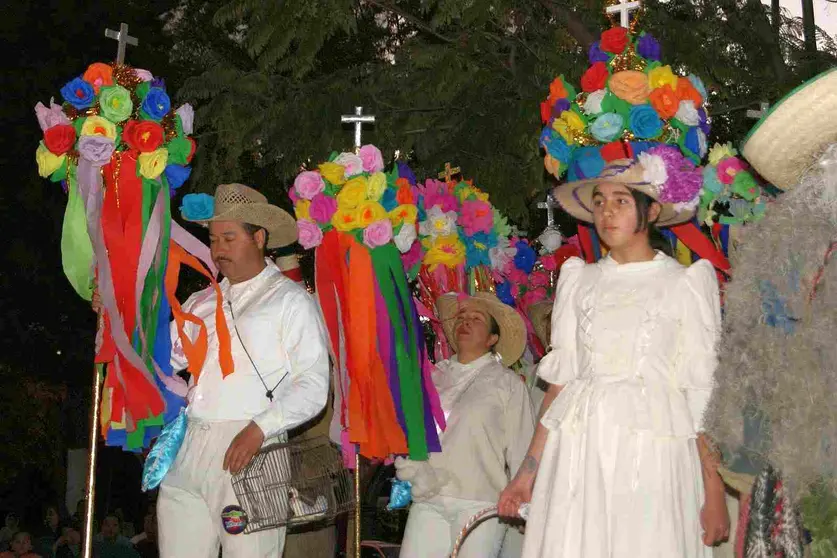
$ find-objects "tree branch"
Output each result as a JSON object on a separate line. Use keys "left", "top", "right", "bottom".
{"left": 537, "top": 0, "right": 596, "bottom": 50}
{"left": 364, "top": 0, "right": 456, "bottom": 44}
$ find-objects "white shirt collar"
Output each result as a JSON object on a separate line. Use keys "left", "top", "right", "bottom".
{"left": 220, "top": 258, "right": 279, "bottom": 299}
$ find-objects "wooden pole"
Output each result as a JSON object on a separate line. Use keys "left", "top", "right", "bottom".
{"left": 81, "top": 363, "right": 103, "bottom": 558}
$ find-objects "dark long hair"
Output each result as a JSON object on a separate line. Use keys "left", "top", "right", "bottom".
{"left": 631, "top": 190, "right": 673, "bottom": 257}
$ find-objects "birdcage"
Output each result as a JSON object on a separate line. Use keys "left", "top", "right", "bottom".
{"left": 231, "top": 435, "right": 355, "bottom": 534}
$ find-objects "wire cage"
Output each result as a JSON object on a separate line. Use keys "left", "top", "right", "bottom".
{"left": 231, "top": 435, "right": 355, "bottom": 534}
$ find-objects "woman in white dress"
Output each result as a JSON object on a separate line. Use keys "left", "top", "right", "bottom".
{"left": 397, "top": 292, "right": 535, "bottom": 558}
{"left": 498, "top": 157, "right": 730, "bottom": 557}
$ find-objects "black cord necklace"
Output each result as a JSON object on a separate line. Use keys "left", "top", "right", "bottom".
{"left": 227, "top": 300, "right": 288, "bottom": 402}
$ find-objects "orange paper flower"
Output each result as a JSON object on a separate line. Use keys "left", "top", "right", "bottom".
{"left": 608, "top": 71, "right": 651, "bottom": 105}
{"left": 548, "top": 77, "right": 569, "bottom": 101}
{"left": 395, "top": 179, "right": 414, "bottom": 204}
{"left": 675, "top": 77, "right": 703, "bottom": 107}
{"left": 82, "top": 63, "right": 114, "bottom": 94}
{"left": 649, "top": 85, "right": 679, "bottom": 119}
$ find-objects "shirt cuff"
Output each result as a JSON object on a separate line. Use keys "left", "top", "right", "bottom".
{"left": 252, "top": 406, "right": 285, "bottom": 439}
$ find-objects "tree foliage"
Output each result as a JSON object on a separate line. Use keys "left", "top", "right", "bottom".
{"left": 173, "top": 0, "right": 836, "bottom": 228}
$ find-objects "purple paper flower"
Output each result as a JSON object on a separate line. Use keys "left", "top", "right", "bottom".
{"left": 309, "top": 193, "right": 338, "bottom": 224}
{"left": 588, "top": 41, "right": 610, "bottom": 64}
{"left": 34, "top": 100, "right": 71, "bottom": 131}
{"left": 698, "top": 108, "right": 711, "bottom": 135}
{"left": 637, "top": 34, "right": 661, "bottom": 61}
{"left": 78, "top": 136, "right": 115, "bottom": 166}
{"left": 552, "top": 98, "right": 571, "bottom": 119}
{"left": 397, "top": 161, "right": 417, "bottom": 185}
{"left": 151, "top": 77, "right": 166, "bottom": 90}
{"left": 647, "top": 145, "right": 702, "bottom": 204}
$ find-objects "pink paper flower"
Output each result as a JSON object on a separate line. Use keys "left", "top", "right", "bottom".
{"left": 363, "top": 219, "right": 393, "bottom": 249}
{"left": 521, "top": 287, "right": 547, "bottom": 309}
{"left": 507, "top": 268, "right": 528, "bottom": 286}
{"left": 418, "top": 179, "right": 458, "bottom": 213}
{"left": 309, "top": 193, "right": 338, "bottom": 224}
{"left": 297, "top": 218, "right": 323, "bottom": 250}
{"left": 529, "top": 270, "right": 550, "bottom": 288}
{"left": 541, "top": 254, "right": 558, "bottom": 271}
{"left": 134, "top": 69, "right": 154, "bottom": 82}
{"left": 358, "top": 144, "right": 384, "bottom": 173}
{"left": 458, "top": 200, "right": 494, "bottom": 236}
{"left": 34, "top": 100, "right": 70, "bottom": 131}
{"left": 717, "top": 157, "right": 745, "bottom": 185}
{"left": 294, "top": 170, "right": 326, "bottom": 200}
{"left": 288, "top": 187, "right": 299, "bottom": 204}
{"left": 401, "top": 240, "right": 424, "bottom": 270}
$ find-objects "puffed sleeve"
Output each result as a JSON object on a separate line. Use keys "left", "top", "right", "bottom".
{"left": 536, "top": 257, "right": 585, "bottom": 386}
{"left": 678, "top": 259, "right": 721, "bottom": 433}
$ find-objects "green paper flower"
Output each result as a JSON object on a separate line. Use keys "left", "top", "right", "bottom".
{"left": 99, "top": 85, "right": 133, "bottom": 123}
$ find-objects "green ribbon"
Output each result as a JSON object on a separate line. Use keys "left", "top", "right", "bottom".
{"left": 60, "top": 169, "right": 94, "bottom": 300}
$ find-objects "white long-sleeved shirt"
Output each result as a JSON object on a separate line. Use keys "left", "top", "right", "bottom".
{"left": 170, "top": 259, "right": 329, "bottom": 438}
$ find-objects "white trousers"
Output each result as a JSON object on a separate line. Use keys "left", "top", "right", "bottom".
{"left": 158, "top": 418, "right": 286, "bottom": 558}
{"left": 399, "top": 495, "right": 506, "bottom": 558}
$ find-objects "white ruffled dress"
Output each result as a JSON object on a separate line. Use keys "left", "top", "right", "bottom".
{"left": 522, "top": 253, "right": 720, "bottom": 558}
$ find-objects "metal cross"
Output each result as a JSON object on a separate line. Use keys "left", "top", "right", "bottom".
{"left": 104, "top": 23, "right": 138, "bottom": 64}
{"left": 437, "top": 162, "right": 461, "bottom": 184}
{"left": 606, "top": 0, "right": 641, "bottom": 28}
{"left": 341, "top": 106, "right": 375, "bottom": 151}
{"left": 537, "top": 191, "right": 561, "bottom": 228}
{"left": 746, "top": 101, "right": 770, "bottom": 120}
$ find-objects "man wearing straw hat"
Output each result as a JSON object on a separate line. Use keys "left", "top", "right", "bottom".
{"left": 397, "top": 292, "right": 535, "bottom": 558}
{"left": 158, "top": 183, "right": 330, "bottom": 558}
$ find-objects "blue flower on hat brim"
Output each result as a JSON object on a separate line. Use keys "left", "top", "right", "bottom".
{"left": 552, "top": 158, "right": 698, "bottom": 228}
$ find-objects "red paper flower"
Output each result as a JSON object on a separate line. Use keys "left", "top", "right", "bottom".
{"left": 600, "top": 141, "right": 634, "bottom": 162}
{"left": 122, "top": 120, "right": 164, "bottom": 153}
{"left": 187, "top": 137, "right": 197, "bottom": 163}
{"left": 43, "top": 124, "right": 76, "bottom": 155}
{"left": 581, "top": 62, "right": 609, "bottom": 93}
{"left": 540, "top": 100, "right": 552, "bottom": 124}
{"left": 600, "top": 26, "right": 629, "bottom": 54}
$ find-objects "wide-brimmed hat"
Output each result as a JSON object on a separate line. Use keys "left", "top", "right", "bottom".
{"left": 527, "top": 300, "right": 553, "bottom": 349}
{"left": 742, "top": 68, "right": 837, "bottom": 191}
{"left": 185, "top": 183, "right": 297, "bottom": 249}
{"left": 436, "top": 292, "right": 526, "bottom": 367}
{"left": 553, "top": 158, "right": 696, "bottom": 227}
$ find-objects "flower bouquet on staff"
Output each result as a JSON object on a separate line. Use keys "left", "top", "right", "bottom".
{"left": 34, "top": 61, "right": 215, "bottom": 451}
{"left": 537, "top": 25, "right": 730, "bottom": 275}
{"left": 288, "top": 146, "right": 443, "bottom": 462}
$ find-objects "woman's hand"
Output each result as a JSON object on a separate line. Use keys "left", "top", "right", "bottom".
{"left": 498, "top": 457, "right": 537, "bottom": 519}
{"left": 700, "top": 485, "right": 730, "bottom": 546}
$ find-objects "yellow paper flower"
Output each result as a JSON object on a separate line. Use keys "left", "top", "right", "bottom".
{"left": 552, "top": 110, "right": 585, "bottom": 143}
{"left": 138, "top": 148, "right": 169, "bottom": 179}
{"left": 80, "top": 116, "right": 117, "bottom": 139}
{"left": 648, "top": 65, "right": 678, "bottom": 90}
{"left": 337, "top": 177, "right": 368, "bottom": 210}
{"left": 319, "top": 161, "right": 346, "bottom": 185}
{"left": 357, "top": 201, "right": 387, "bottom": 227}
{"left": 36, "top": 143, "right": 65, "bottom": 177}
{"left": 331, "top": 208, "right": 361, "bottom": 231}
{"left": 389, "top": 204, "right": 418, "bottom": 226}
{"left": 708, "top": 142, "right": 737, "bottom": 166}
{"left": 366, "top": 172, "right": 387, "bottom": 201}
{"left": 423, "top": 234, "right": 466, "bottom": 270}
{"left": 474, "top": 189, "right": 489, "bottom": 202}
{"left": 294, "top": 199, "right": 311, "bottom": 221}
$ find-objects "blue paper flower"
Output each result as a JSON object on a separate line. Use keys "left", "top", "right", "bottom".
{"left": 141, "top": 88, "right": 172, "bottom": 121}
{"left": 164, "top": 164, "right": 192, "bottom": 191}
{"left": 416, "top": 196, "right": 427, "bottom": 222}
{"left": 397, "top": 161, "right": 417, "bottom": 185}
{"left": 698, "top": 108, "right": 711, "bottom": 135}
{"left": 572, "top": 148, "right": 605, "bottom": 180}
{"left": 588, "top": 41, "right": 610, "bottom": 64}
{"left": 381, "top": 187, "right": 398, "bottom": 212}
{"left": 496, "top": 281, "right": 515, "bottom": 306}
{"left": 513, "top": 240, "right": 537, "bottom": 274}
{"left": 60, "top": 77, "right": 96, "bottom": 110}
{"left": 590, "top": 112, "right": 624, "bottom": 142}
{"left": 180, "top": 193, "right": 215, "bottom": 220}
{"left": 628, "top": 105, "right": 663, "bottom": 139}
{"left": 545, "top": 133, "right": 572, "bottom": 163}
{"left": 684, "top": 127, "right": 706, "bottom": 159}
{"left": 702, "top": 165, "right": 723, "bottom": 194}
{"left": 637, "top": 33, "right": 661, "bottom": 61}
{"left": 465, "top": 235, "right": 493, "bottom": 268}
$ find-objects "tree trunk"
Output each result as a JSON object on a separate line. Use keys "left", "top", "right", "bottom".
{"left": 771, "top": 0, "right": 780, "bottom": 35}
{"left": 801, "top": 0, "right": 816, "bottom": 54}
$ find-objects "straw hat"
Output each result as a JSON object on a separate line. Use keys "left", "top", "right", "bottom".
{"left": 742, "top": 68, "right": 837, "bottom": 191}
{"left": 185, "top": 183, "right": 297, "bottom": 249}
{"left": 527, "top": 300, "right": 553, "bottom": 349}
{"left": 436, "top": 292, "right": 526, "bottom": 367}
{"left": 553, "top": 158, "right": 696, "bottom": 227}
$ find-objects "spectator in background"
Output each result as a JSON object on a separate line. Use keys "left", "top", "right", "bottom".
{"left": 130, "top": 510, "right": 157, "bottom": 558}
{"left": 0, "top": 531, "right": 41, "bottom": 558}
{"left": 33, "top": 505, "right": 64, "bottom": 557}
{"left": 0, "top": 514, "right": 20, "bottom": 552}
{"left": 54, "top": 526, "right": 81, "bottom": 558}
{"left": 93, "top": 515, "right": 138, "bottom": 558}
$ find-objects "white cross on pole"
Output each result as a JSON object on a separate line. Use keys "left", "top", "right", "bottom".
{"left": 341, "top": 106, "right": 375, "bottom": 151}
{"left": 537, "top": 192, "right": 560, "bottom": 228}
{"left": 746, "top": 101, "right": 770, "bottom": 120}
{"left": 606, "top": 0, "right": 641, "bottom": 28}
{"left": 104, "top": 23, "right": 138, "bottom": 64}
